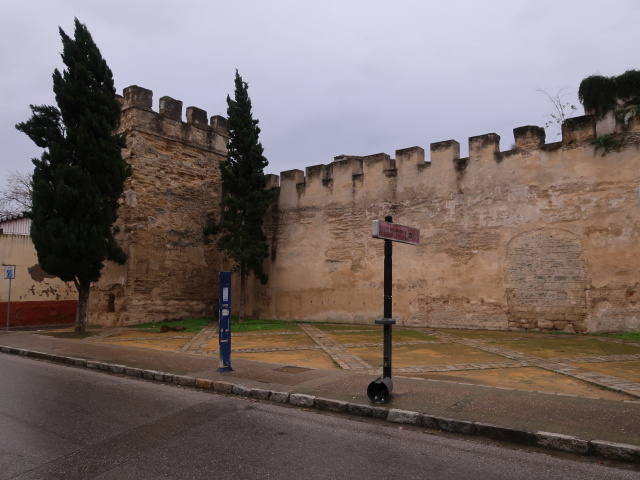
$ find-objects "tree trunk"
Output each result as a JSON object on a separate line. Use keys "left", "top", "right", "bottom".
{"left": 75, "top": 278, "right": 91, "bottom": 334}
{"left": 239, "top": 263, "right": 246, "bottom": 323}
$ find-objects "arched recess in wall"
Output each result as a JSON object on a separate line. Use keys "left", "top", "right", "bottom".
{"left": 105, "top": 285, "right": 125, "bottom": 315}
{"left": 505, "top": 228, "right": 588, "bottom": 332}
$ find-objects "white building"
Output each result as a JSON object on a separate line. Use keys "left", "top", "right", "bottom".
{"left": 0, "top": 214, "right": 31, "bottom": 235}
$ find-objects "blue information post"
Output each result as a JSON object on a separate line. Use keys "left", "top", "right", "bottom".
{"left": 5, "top": 265, "right": 15, "bottom": 332}
{"left": 217, "top": 271, "right": 233, "bottom": 372}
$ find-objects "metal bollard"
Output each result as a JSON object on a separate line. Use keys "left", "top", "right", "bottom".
{"left": 367, "top": 376, "right": 393, "bottom": 404}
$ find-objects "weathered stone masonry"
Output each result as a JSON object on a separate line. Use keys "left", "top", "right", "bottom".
{"left": 243, "top": 109, "right": 640, "bottom": 333}
{"left": 89, "top": 86, "right": 640, "bottom": 333}
{"left": 90, "top": 86, "right": 228, "bottom": 326}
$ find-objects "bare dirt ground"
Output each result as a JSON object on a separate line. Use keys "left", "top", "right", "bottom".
{"left": 49, "top": 323, "right": 640, "bottom": 401}
{"left": 412, "top": 367, "right": 630, "bottom": 401}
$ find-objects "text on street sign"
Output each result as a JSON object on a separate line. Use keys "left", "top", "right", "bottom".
{"left": 372, "top": 221, "right": 420, "bottom": 245}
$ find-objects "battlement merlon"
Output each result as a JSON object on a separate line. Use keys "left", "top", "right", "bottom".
{"left": 273, "top": 106, "right": 640, "bottom": 207}
{"left": 123, "top": 85, "right": 153, "bottom": 110}
{"left": 334, "top": 155, "right": 365, "bottom": 185}
{"left": 186, "top": 106, "right": 208, "bottom": 126}
{"left": 430, "top": 140, "right": 460, "bottom": 164}
{"left": 305, "top": 163, "right": 332, "bottom": 187}
{"left": 120, "top": 86, "right": 230, "bottom": 153}
{"left": 159, "top": 96, "right": 183, "bottom": 121}
{"left": 514, "top": 126, "right": 546, "bottom": 150}
{"left": 562, "top": 115, "right": 596, "bottom": 144}
{"left": 396, "top": 146, "right": 426, "bottom": 168}
{"left": 469, "top": 133, "right": 500, "bottom": 162}
{"left": 265, "top": 174, "right": 280, "bottom": 189}
{"left": 279, "top": 169, "right": 305, "bottom": 205}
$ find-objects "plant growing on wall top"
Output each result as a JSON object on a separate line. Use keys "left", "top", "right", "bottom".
{"left": 537, "top": 86, "right": 577, "bottom": 139}
{"left": 205, "top": 70, "right": 276, "bottom": 322}
{"left": 591, "top": 134, "right": 621, "bottom": 156}
{"left": 15, "top": 18, "right": 130, "bottom": 334}
{"left": 578, "top": 70, "right": 640, "bottom": 118}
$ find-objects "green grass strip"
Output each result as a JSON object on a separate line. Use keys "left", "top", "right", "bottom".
{"left": 129, "top": 317, "right": 212, "bottom": 333}
{"left": 231, "top": 317, "right": 298, "bottom": 332}
{"left": 603, "top": 332, "right": 640, "bottom": 341}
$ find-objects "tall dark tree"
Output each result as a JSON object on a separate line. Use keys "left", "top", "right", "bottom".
{"left": 208, "top": 70, "right": 275, "bottom": 322}
{"left": 16, "top": 19, "right": 130, "bottom": 333}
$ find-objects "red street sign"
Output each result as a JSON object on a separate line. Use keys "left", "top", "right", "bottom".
{"left": 372, "top": 221, "right": 420, "bottom": 245}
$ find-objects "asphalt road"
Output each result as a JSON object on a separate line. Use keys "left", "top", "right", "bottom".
{"left": 0, "top": 354, "right": 637, "bottom": 480}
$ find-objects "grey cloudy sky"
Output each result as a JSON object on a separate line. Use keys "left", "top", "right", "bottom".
{"left": 1, "top": 0, "right": 639, "bottom": 186}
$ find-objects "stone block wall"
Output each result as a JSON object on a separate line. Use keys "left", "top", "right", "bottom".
{"left": 242, "top": 107, "right": 640, "bottom": 332}
{"left": 86, "top": 86, "right": 640, "bottom": 333}
{"left": 89, "top": 86, "right": 228, "bottom": 326}
{"left": 505, "top": 229, "right": 588, "bottom": 332}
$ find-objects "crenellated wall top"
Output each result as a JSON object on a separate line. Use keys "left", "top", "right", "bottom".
{"left": 118, "top": 85, "right": 230, "bottom": 142}
{"left": 270, "top": 107, "right": 640, "bottom": 199}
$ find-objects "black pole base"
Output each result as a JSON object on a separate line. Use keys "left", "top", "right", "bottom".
{"left": 367, "top": 376, "right": 393, "bottom": 404}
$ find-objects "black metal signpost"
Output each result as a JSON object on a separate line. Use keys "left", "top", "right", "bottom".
{"left": 367, "top": 216, "right": 420, "bottom": 403}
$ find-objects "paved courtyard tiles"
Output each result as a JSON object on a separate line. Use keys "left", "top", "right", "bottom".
{"left": 571, "top": 360, "right": 640, "bottom": 384}
{"left": 408, "top": 366, "right": 631, "bottom": 401}
{"left": 233, "top": 348, "right": 338, "bottom": 370}
{"left": 429, "top": 330, "right": 640, "bottom": 398}
{"left": 486, "top": 337, "right": 640, "bottom": 359}
{"left": 90, "top": 327, "right": 196, "bottom": 352}
{"left": 232, "top": 332, "right": 317, "bottom": 350}
{"left": 348, "top": 343, "right": 507, "bottom": 369}
{"left": 299, "top": 324, "right": 375, "bottom": 372}
{"left": 181, "top": 321, "right": 218, "bottom": 353}
{"left": 81, "top": 323, "right": 640, "bottom": 400}
{"left": 327, "top": 329, "right": 440, "bottom": 343}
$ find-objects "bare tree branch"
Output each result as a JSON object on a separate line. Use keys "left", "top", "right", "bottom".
{"left": 0, "top": 170, "right": 32, "bottom": 217}
{"left": 537, "top": 86, "right": 578, "bottom": 139}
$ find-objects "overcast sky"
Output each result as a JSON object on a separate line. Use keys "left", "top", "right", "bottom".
{"left": 2, "top": 0, "right": 639, "bottom": 187}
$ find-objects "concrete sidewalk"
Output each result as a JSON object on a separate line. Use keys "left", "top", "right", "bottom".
{"left": 1, "top": 330, "right": 639, "bottom": 464}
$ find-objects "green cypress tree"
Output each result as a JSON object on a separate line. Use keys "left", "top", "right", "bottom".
{"left": 208, "top": 70, "right": 275, "bottom": 322}
{"left": 16, "top": 19, "right": 130, "bottom": 333}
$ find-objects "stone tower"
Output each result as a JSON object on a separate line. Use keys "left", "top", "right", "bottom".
{"left": 90, "top": 86, "right": 229, "bottom": 326}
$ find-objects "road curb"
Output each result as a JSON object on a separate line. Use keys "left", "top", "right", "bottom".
{"left": 2, "top": 344, "right": 639, "bottom": 464}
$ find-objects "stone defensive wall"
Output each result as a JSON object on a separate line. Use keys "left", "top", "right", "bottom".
{"left": 245, "top": 107, "right": 640, "bottom": 332}
{"left": 116, "top": 85, "right": 229, "bottom": 153}
{"left": 91, "top": 86, "right": 228, "bottom": 326}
